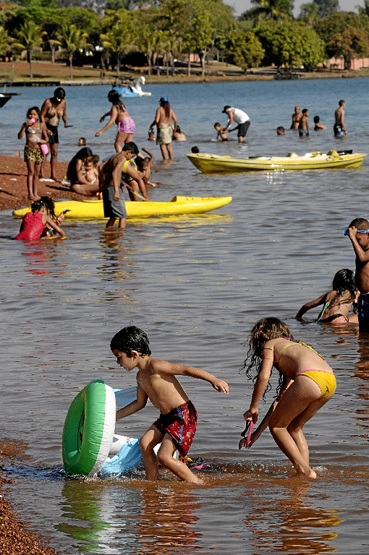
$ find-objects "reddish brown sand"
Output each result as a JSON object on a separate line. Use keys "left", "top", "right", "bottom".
{"left": 0, "top": 440, "right": 63, "bottom": 554}
{"left": 0, "top": 154, "right": 85, "bottom": 212}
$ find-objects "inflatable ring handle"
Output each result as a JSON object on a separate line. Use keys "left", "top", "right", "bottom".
{"left": 62, "top": 379, "right": 116, "bottom": 476}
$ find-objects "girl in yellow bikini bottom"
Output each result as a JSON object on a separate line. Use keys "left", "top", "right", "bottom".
{"left": 295, "top": 370, "right": 336, "bottom": 398}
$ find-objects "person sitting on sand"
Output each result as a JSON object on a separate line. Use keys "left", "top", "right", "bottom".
{"left": 277, "top": 126, "right": 286, "bottom": 135}
{"left": 18, "top": 106, "right": 49, "bottom": 201}
{"left": 313, "top": 116, "right": 326, "bottom": 131}
{"left": 84, "top": 154, "right": 100, "bottom": 189}
{"left": 14, "top": 196, "right": 66, "bottom": 241}
{"left": 67, "top": 148, "right": 100, "bottom": 197}
{"left": 296, "top": 269, "right": 358, "bottom": 324}
{"left": 214, "top": 122, "right": 228, "bottom": 141}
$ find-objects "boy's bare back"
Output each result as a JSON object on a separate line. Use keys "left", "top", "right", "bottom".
{"left": 347, "top": 220, "right": 369, "bottom": 293}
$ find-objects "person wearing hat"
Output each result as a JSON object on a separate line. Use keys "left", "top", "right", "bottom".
{"left": 222, "top": 105, "right": 250, "bottom": 143}
{"left": 149, "top": 96, "right": 178, "bottom": 161}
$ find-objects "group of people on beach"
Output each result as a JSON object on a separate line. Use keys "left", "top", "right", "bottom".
{"left": 276, "top": 100, "right": 347, "bottom": 137}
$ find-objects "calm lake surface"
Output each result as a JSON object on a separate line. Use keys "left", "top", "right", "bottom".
{"left": 1, "top": 77, "right": 369, "bottom": 554}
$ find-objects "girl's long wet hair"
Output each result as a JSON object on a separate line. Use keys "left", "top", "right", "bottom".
{"left": 331, "top": 268, "right": 357, "bottom": 305}
{"left": 108, "top": 90, "right": 126, "bottom": 112}
{"left": 243, "top": 317, "right": 295, "bottom": 398}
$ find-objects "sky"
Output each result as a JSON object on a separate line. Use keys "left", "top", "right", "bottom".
{"left": 225, "top": 0, "right": 361, "bottom": 17}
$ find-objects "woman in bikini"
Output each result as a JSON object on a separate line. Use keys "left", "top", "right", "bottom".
{"left": 149, "top": 96, "right": 178, "bottom": 161}
{"left": 296, "top": 268, "right": 358, "bottom": 324}
{"left": 95, "top": 90, "right": 136, "bottom": 152}
{"left": 18, "top": 106, "right": 49, "bottom": 201}
{"left": 40, "top": 87, "right": 69, "bottom": 181}
{"left": 240, "top": 317, "right": 336, "bottom": 479}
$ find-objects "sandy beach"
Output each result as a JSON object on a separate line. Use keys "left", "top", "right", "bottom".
{"left": 0, "top": 155, "right": 85, "bottom": 213}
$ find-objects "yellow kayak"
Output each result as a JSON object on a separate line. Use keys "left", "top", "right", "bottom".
{"left": 13, "top": 196, "right": 232, "bottom": 220}
{"left": 187, "top": 150, "right": 366, "bottom": 173}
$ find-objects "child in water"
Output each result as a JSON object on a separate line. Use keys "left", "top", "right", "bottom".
{"left": 296, "top": 269, "right": 358, "bottom": 324}
{"left": 240, "top": 317, "right": 336, "bottom": 479}
{"left": 14, "top": 196, "right": 66, "bottom": 241}
{"left": 214, "top": 122, "right": 228, "bottom": 141}
{"left": 18, "top": 106, "right": 49, "bottom": 201}
{"left": 111, "top": 325, "right": 229, "bottom": 483}
{"left": 135, "top": 147, "right": 159, "bottom": 188}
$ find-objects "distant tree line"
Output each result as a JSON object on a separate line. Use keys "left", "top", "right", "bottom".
{"left": 0, "top": 0, "right": 368, "bottom": 78}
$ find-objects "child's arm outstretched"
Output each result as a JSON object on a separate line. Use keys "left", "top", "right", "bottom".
{"left": 43, "top": 215, "right": 66, "bottom": 238}
{"left": 116, "top": 383, "right": 148, "bottom": 421}
{"left": 157, "top": 360, "right": 229, "bottom": 393}
{"left": 296, "top": 292, "right": 327, "bottom": 319}
{"left": 141, "top": 147, "right": 154, "bottom": 165}
{"left": 242, "top": 347, "right": 274, "bottom": 424}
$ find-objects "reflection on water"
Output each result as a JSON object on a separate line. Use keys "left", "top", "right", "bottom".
{"left": 1, "top": 78, "right": 369, "bottom": 554}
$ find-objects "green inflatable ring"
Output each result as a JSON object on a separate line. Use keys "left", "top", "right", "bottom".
{"left": 62, "top": 379, "right": 116, "bottom": 476}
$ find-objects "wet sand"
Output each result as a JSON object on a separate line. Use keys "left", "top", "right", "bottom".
{"left": 0, "top": 440, "right": 62, "bottom": 554}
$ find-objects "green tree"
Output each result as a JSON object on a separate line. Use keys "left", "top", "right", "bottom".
{"left": 298, "top": 2, "right": 320, "bottom": 26}
{"left": 256, "top": 20, "right": 325, "bottom": 69}
{"left": 241, "top": 0, "right": 294, "bottom": 22}
{"left": 358, "top": 1, "right": 369, "bottom": 17}
{"left": 13, "top": 20, "right": 44, "bottom": 78}
{"left": 328, "top": 26, "right": 369, "bottom": 67}
{"left": 100, "top": 10, "right": 135, "bottom": 77}
{"left": 225, "top": 30, "right": 264, "bottom": 69}
{"left": 314, "top": 12, "right": 369, "bottom": 51}
{"left": 57, "top": 24, "right": 89, "bottom": 79}
{"left": 314, "top": 0, "right": 340, "bottom": 18}
{"left": 0, "top": 25, "right": 12, "bottom": 57}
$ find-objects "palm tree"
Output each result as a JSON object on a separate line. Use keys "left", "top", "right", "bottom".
{"left": 251, "top": 0, "right": 294, "bottom": 21}
{"left": 13, "top": 21, "right": 44, "bottom": 79}
{"left": 100, "top": 11, "right": 135, "bottom": 78}
{"left": 0, "top": 26, "right": 12, "bottom": 59}
{"left": 57, "top": 24, "right": 89, "bottom": 79}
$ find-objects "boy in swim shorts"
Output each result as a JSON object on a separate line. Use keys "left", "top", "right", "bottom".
{"left": 345, "top": 218, "right": 369, "bottom": 331}
{"left": 111, "top": 326, "right": 229, "bottom": 483}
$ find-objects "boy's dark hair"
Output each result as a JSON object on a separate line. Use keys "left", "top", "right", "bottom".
{"left": 339, "top": 99, "right": 345, "bottom": 106}
{"left": 191, "top": 146, "right": 199, "bottom": 153}
{"left": 214, "top": 122, "right": 221, "bottom": 128}
{"left": 277, "top": 126, "right": 285, "bottom": 132}
{"left": 123, "top": 142, "right": 139, "bottom": 155}
{"left": 91, "top": 154, "right": 100, "bottom": 164}
{"left": 349, "top": 218, "right": 369, "bottom": 229}
{"left": 79, "top": 137, "right": 86, "bottom": 145}
{"left": 302, "top": 108, "right": 308, "bottom": 114}
{"left": 135, "top": 156, "right": 150, "bottom": 171}
{"left": 313, "top": 116, "right": 319, "bottom": 123}
{"left": 110, "top": 326, "right": 151, "bottom": 357}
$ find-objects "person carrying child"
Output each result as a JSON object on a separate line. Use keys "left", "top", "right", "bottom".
{"left": 214, "top": 122, "right": 228, "bottom": 142}
{"left": 18, "top": 106, "right": 49, "bottom": 201}
{"left": 345, "top": 218, "right": 369, "bottom": 331}
{"left": 111, "top": 325, "right": 229, "bottom": 483}
{"left": 240, "top": 317, "right": 336, "bottom": 479}
{"left": 296, "top": 268, "right": 358, "bottom": 324}
{"left": 14, "top": 196, "right": 66, "bottom": 241}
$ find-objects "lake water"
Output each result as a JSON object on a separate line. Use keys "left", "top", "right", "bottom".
{"left": 1, "top": 77, "right": 369, "bottom": 554}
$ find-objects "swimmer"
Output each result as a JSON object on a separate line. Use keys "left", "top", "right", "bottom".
{"left": 173, "top": 125, "right": 186, "bottom": 141}
{"left": 296, "top": 268, "right": 358, "bottom": 324}
{"left": 277, "top": 126, "right": 286, "bottom": 135}
{"left": 334, "top": 100, "right": 347, "bottom": 137}
{"left": 14, "top": 196, "right": 66, "bottom": 241}
{"left": 313, "top": 116, "right": 326, "bottom": 131}
{"left": 148, "top": 128, "right": 155, "bottom": 141}
{"left": 111, "top": 325, "right": 228, "bottom": 483}
{"left": 240, "top": 317, "right": 336, "bottom": 479}
{"left": 214, "top": 122, "right": 228, "bottom": 141}
{"left": 298, "top": 109, "right": 309, "bottom": 137}
{"left": 78, "top": 137, "right": 86, "bottom": 146}
{"left": 345, "top": 217, "right": 369, "bottom": 331}
{"left": 290, "top": 105, "right": 302, "bottom": 130}
{"left": 191, "top": 146, "right": 200, "bottom": 154}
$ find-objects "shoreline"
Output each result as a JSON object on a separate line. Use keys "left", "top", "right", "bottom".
{"left": 0, "top": 439, "right": 62, "bottom": 554}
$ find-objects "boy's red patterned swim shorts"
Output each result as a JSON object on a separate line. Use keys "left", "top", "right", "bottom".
{"left": 153, "top": 400, "right": 197, "bottom": 457}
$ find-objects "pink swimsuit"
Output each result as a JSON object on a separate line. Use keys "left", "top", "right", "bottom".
{"left": 14, "top": 212, "right": 45, "bottom": 241}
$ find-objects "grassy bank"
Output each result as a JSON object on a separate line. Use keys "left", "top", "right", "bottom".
{"left": 1, "top": 60, "right": 369, "bottom": 86}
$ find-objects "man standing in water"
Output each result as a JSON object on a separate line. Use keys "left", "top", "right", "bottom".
{"left": 222, "top": 106, "right": 250, "bottom": 143}
{"left": 99, "top": 142, "right": 148, "bottom": 230}
{"left": 334, "top": 100, "right": 347, "bottom": 137}
{"left": 290, "top": 105, "right": 302, "bottom": 130}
